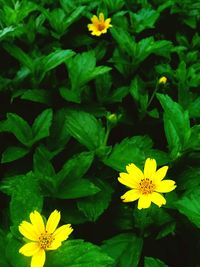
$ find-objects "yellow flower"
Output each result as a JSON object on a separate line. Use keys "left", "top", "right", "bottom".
{"left": 19, "top": 210, "right": 73, "bottom": 267}
{"left": 158, "top": 76, "right": 167, "bottom": 84}
{"left": 118, "top": 158, "right": 176, "bottom": 210}
{"left": 88, "top": 13, "right": 112, "bottom": 36}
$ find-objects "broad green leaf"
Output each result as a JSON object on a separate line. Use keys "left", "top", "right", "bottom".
{"left": 188, "top": 97, "right": 200, "bottom": 118}
{"left": 21, "top": 89, "right": 51, "bottom": 104}
{"left": 156, "top": 221, "right": 176, "bottom": 240}
{"left": 42, "top": 49, "right": 75, "bottom": 73}
{"left": 56, "top": 151, "right": 94, "bottom": 186}
{"left": 144, "top": 257, "right": 168, "bottom": 267}
{"left": 55, "top": 178, "right": 100, "bottom": 199}
{"left": 0, "top": 26, "right": 16, "bottom": 40}
{"left": 3, "top": 43, "right": 33, "bottom": 71}
{"left": 157, "top": 94, "right": 191, "bottom": 150}
{"left": 130, "top": 8, "right": 160, "bottom": 33}
{"left": 47, "top": 109, "right": 71, "bottom": 151}
{"left": 6, "top": 235, "right": 29, "bottom": 267}
{"left": 33, "top": 146, "right": 56, "bottom": 192}
{"left": 65, "top": 109, "right": 105, "bottom": 150}
{"left": 110, "top": 86, "right": 130, "bottom": 102}
{"left": 177, "top": 167, "right": 200, "bottom": 190}
{"left": 102, "top": 233, "right": 143, "bottom": 267}
{"left": 176, "top": 189, "right": 200, "bottom": 228}
{"left": 0, "top": 230, "right": 10, "bottom": 267}
{"left": 7, "top": 172, "right": 43, "bottom": 225}
{"left": 77, "top": 180, "right": 113, "bottom": 221}
{"left": 45, "top": 240, "right": 114, "bottom": 267}
{"left": 103, "top": 136, "right": 153, "bottom": 171}
{"left": 32, "top": 109, "right": 53, "bottom": 144}
{"left": 1, "top": 146, "right": 29, "bottom": 163}
{"left": 5, "top": 113, "right": 33, "bottom": 146}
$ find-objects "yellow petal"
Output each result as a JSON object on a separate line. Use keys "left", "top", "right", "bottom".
{"left": 46, "top": 210, "right": 60, "bottom": 234}
{"left": 31, "top": 249, "right": 45, "bottom": 267}
{"left": 118, "top": 171, "right": 139, "bottom": 189}
{"left": 138, "top": 195, "right": 151, "bottom": 210}
{"left": 91, "top": 15, "right": 99, "bottom": 24}
{"left": 19, "top": 242, "right": 40, "bottom": 256}
{"left": 99, "top": 13, "right": 104, "bottom": 22}
{"left": 105, "top": 18, "right": 111, "bottom": 26}
{"left": 46, "top": 240, "right": 61, "bottom": 251}
{"left": 120, "top": 189, "right": 140, "bottom": 202}
{"left": 156, "top": 180, "right": 176, "bottom": 193}
{"left": 19, "top": 221, "right": 38, "bottom": 241}
{"left": 53, "top": 224, "right": 73, "bottom": 242}
{"left": 126, "top": 163, "right": 144, "bottom": 180}
{"left": 153, "top": 166, "right": 168, "bottom": 182}
{"left": 150, "top": 192, "right": 166, "bottom": 207}
{"left": 144, "top": 158, "right": 157, "bottom": 179}
{"left": 30, "top": 211, "right": 45, "bottom": 235}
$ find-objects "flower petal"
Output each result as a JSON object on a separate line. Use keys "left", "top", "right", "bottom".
{"left": 120, "top": 189, "right": 140, "bottom": 203}
{"left": 19, "top": 221, "right": 38, "bottom": 241}
{"left": 30, "top": 211, "right": 45, "bottom": 235}
{"left": 156, "top": 180, "right": 176, "bottom": 193}
{"left": 53, "top": 224, "right": 73, "bottom": 243}
{"left": 153, "top": 166, "right": 168, "bottom": 182}
{"left": 99, "top": 13, "right": 104, "bottom": 22}
{"left": 118, "top": 172, "right": 139, "bottom": 189}
{"left": 46, "top": 210, "right": 60, "bottom": 234}
{"left": 126, "top": 163, "right": 144, "bottom": 180}
{"left": 144, "top": 158, "right": 157, "bottom": 179}
{"left": 137, "top": 195, "right": 151, "bottom": 210}
{"left": 19, "top": 242, "right": 40, "bottom": 256}
{"left": 46, "top": 240, "right": 61, "bottom": 251}
{"left": 31, "top": 249, "right": 45, "bottom": 267}
{"left": 91, "top": 15, "right": 99, "bottom": 24}
{"left": 151, "top": 192, "right": 166, "bottom": 207}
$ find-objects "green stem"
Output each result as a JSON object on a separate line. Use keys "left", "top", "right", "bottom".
{"left": 147, "top": 82, "right": 159, "bottom": 109}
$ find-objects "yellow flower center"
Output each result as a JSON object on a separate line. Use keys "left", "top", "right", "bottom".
{"left": 138, "top": 178, "right": 156, "bottom": 195}
{"left": 38, "top": 231, "right": 54, "bottom": 249}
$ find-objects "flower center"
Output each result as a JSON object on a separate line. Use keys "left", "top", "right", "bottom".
{"left": 38, "top": 231, "right": 54, "bottom": 249}
{"left": 138, "top": 178, "right": 156, "bottom": 195}
{"left": 97, "top": 22, "right": 105, "bottom": 31}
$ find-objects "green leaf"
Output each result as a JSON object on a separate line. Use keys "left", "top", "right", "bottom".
{"left": 130, "top": 8, "right": 160, "bottom": 33}
{"left": 178, "top": 167, "right": 200, "bottom": 190}
{"left": 110, "top": 86, "right": 130, "bottom": 102}
{"left": 45, "top": 240, "right": 114, "bottom": 267}
{"left": 156, "top": 221, "right": 176, "bottom": 240}
{"left": 5, "top": 113, "right": 33, "bottom": 146}
{"left": 21, "top": 89, "right": 51, "bottom": 104}
{"left": 42, "top": 49, "right": 75, "bottom": 73}
{"left": 65, "top": 109, "right": 105, "bottom": 150}
{"left": 77, "top": 179, "right": 113, "bottom": 221}
{"left": 157, "top": 94, "right": 191, "bottom": 150}
{"left": 32, "top": 109, "right": 53, "bottom": 144}
{"left": 176, "top": 189, "right": 200, "bottom": 228}
{"left": 7, "top": 172, "right": 43, "bottom": 225}
{"left": 0, "top": 230, "right": 10, "bottom": 267}
{"left": 3, "top": 43, "right": 33, "bottom": 71}
{"left": 6, "top": 236, "right": 29, "bottom": 267}
{"left": 56, "top": 151, "right": 94, "bottom": 186}
{"left": 144, "top": 257, "right": 168, "bottom": 267}
{"left": 103, "top": 136, "right": 153, "bottom": 171}
{"left": 1, "top": 146, "right": 29, "bottom": 163}
{"left": 102, "top": 233, "right": 143, "bottom": 267}
{"left": 188, "top": 97, "right": 200, "bottom": 118}
{"left": 55, "top": 178, "right": 100, "bottom": 199}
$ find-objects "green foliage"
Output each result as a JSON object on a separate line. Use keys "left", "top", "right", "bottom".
{"left": 0, "top": 0, "right": 200, "bottom": 266}
{"left": 102, "top": 233, "right": 143, "bottom": 267}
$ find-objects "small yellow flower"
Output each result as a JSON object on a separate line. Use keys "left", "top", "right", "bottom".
{"left": 118, "top": 158, "right": 176, "bottom": 210}
{"left": 19, "top": 210, "right": 73, "bottom": 267}
{"left": 158, "top": 76, "right": 167, "bottom": 84}
{"left": 88, "top": 13, "right": 112, "bottom": 36}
